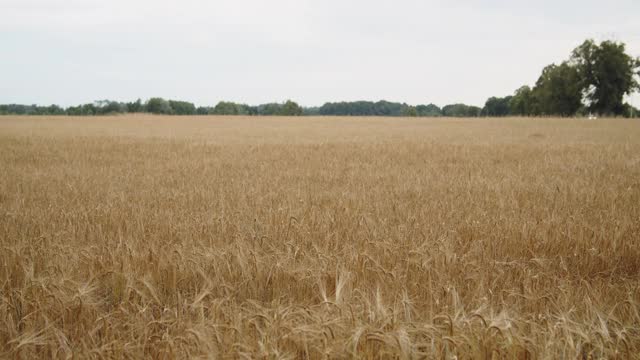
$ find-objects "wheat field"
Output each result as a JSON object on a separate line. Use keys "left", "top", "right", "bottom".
{"left": 1, "top": 115, "right": 639, "bottom": 359}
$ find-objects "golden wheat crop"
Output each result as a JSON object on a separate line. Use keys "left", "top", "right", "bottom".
{"left": 1, "top": 115, "right": 639, "bottom": 359}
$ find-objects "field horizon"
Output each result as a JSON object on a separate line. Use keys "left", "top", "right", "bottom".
{"left": 1, "top": 115, "right": 639, "bottom": 358}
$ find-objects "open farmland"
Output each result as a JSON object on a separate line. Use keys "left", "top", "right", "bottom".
{"left": 1, "top": 115, "right": 640, "bottom": 358}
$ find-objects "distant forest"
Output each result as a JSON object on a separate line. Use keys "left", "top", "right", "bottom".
{"left": 2, "top": 39, "right": 639, "bottom": 118}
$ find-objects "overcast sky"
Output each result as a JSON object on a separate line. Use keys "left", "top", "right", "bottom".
{"left": 1, "top": 0, "right": 639, "bottom": 107}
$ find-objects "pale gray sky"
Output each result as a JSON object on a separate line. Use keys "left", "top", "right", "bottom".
{"left": 1, "top": 0, "right": 639, "bottom": 107}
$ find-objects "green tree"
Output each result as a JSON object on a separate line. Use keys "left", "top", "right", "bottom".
{"left": 255, "top": 101, "right": 303, "bottom": 116}
{"left": 279, "top": 100, "right": 303, "bottom": 116}
{"left": 303, "top": 107, "right": 320, "bottom": 116}
{"left": 213, "top": 101, "right": 237, "bottom": 115}
{"left": 146, "top": 98, "right": 173, "bottom": 114}
{"left": 81, "top": 103, "right": 97, "bottom": 115}
{"left": 257, "top": 103, "right": 281, "bottom": 115}
{"left": 98, "top": 101, "right": 127, "bottom": 114}
{"left": 402, "top": 105, "right": 418, "bottom": 117}
{"left": 318, "top": 100, "right": 430, "bottom": 116}
{"left": 127, "top": 99, "right": 145, "bottom": 113}
{"left": 415, "top": 104, "right": 442, "bottom": 117}
{"left": 213, "top": 101, "right": 253, "bottom": 115}
{"left": 571, "top": 39, "right": 640, "bottom": 115}
{"left": 509, "top": 86, "right": 534, "bottom": 116}
{"left": 442, "top": 103, "right": 481, "bottom": 117}
{"left": 168, "top": 100, "right": 196, "bottom": 115}
{"left": 531, "top": 62, "right": 583, "bottom": 116}
{"left": 46, "top": 104, "right": 66, "bottom": 115}
{"left": 482, "top": 96, "right": 512, "bottom": 116}
{"left": 197, "top": 106, "right": 212, "bottom": 115}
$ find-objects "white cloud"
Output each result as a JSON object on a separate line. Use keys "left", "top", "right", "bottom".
{"left": 1, "top": 0, "right": 638, "bottom": 107}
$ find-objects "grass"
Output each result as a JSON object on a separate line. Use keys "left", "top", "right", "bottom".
{"left": 1, "top": 115, "right": 639, "bottom": 358}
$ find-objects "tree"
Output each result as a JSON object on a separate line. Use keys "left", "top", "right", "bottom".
{"left": 402, "top": 105, "right": 418, "bottom": 117}
{"left": 482, "top": 96, "right": 512, "bottom": 116}
{"left": 127, "top": 99, "right": 145, "bottom": 113}
{"left": 46, "top": 104, "right": 66, "bottom": 115}
{"left": 67, "top": 103, "right": 98, "bottom": 115}
{"left": 257, "top": 103, "right": 282, "bottom": 115}
{"left": 415, "top": 104, "right": 442, "bottom": 117}
{"left": 317, "top": 100, "right": 435, "bottom": 117}
{"left": 442, "top": 103, "right": 481, "bottom": 117}
{"left": 255, "top": 101, "right": 303, "bottom": 116}
{"left": 279, "top": 100, "right": 303, "bottom": 116}
{"left": 571, "top": 39, "right": 640, "bottom": 115}
{"left": 146, "top": 98, "right": 173, "bottom": 114}
{"left": 197, "top": 106, "right": 212, "bottom": 115}
{"left": 81, "top": 103, "right": 97, "bottom": 115}
{"left": 168, "top": 100, "right": 196, "bottom": 115}
{"left": 213, "top": 101, "right": 237, "bottom": 115}
{"left": 97, "top": 101, "right": 127, "bottom": 114}
{"left": 303, "top": 107, "right": 320, "bottom": 116}
{"left": 213, "top": 101, "right": 254, "bottom": 115}
{"left": 531, "top": 62, "right": 583, "bottom": 116}
{"left": 509, "top": 86, "right": 534, "bottom": 116}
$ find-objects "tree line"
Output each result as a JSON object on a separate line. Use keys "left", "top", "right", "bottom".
{"left": 310, "top": 101, "right": 482, "bottom": 117}
{"left": 1, "top": 39, "right": 638, "bottom": 118}
{"left": 483, "top": 39, "right": 639, "bottom": 117}
{"left": 0, "top": 99, "right": 304, "bottom": 116}
{"left": 0, "top": 98, "right": 485, "bottom": 117}
{"left": 0, "top": 98, "right": 487, "bottom": 117}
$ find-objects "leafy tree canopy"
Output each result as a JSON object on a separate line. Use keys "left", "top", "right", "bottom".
{"left": 571, "top": 39, "right": 640, "bottom": 115}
